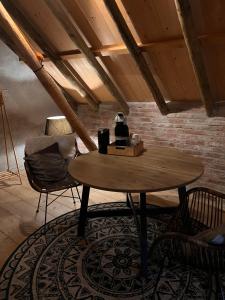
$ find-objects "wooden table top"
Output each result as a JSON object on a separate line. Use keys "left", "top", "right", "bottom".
{"left": 68, "top": 147, "right": 204, "bottom": 193}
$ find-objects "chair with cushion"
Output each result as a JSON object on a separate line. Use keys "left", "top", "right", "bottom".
{"left": 24, "top": 134, "right": 81, "bottom": 227}
{"left": 149, "top": 187, "right": 225, "bottom": 299}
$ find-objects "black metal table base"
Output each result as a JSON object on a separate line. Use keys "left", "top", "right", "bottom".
{"left": 83, "top": 206, "right": 177, "bottom": 218}
{"left": 77, "top": 185, "right": 186, "bottom": 276}
{"left": 77, "top": 185, "right": 90, "bottom": 236}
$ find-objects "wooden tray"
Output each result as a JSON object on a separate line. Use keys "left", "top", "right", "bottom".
{"left": 107, "top": 141, "right": 144, "bottom": 157}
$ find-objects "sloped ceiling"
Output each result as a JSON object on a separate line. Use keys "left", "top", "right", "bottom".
{"left": 1, "top": 0, "right": 225, "bottom": 109}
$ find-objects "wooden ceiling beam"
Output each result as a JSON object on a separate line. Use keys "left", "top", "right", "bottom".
{"left": 42, "top": 37, "right": 184, "bottom": 60}
{"left": 2, "top": 0, "right": 99, "bottom": 112}
{"left": 45, "top": 0, "right": 129, "bottom": 115}
{"left": 103, "top": 0, "right": 169, "bottom": 115}
{"left": 47, "top": 70, "right": 78, "bottom": 113}
{"left": 62, "top": 59, "right": 100, "bottom": 107}
{"left": 0, "top": 29, "right": 79, "bottom": 113}
{"left": 42, "top": 32, "right": 225, "bottom": 61}
{"left": 175, "top": 0, "right": 215, "bottom": 117}
{"left": 0, "top": 28, "right": 84, "bottom": 116}
{"left": 59, "top": 38, "right": 184, "bottom": 58}
{"left": 0, "top": 2, "right": 97, "bottom": 151}
{"left": 0, "top": 28, "right": 22, "bottom": 58}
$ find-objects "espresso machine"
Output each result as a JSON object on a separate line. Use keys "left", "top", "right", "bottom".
{"left": 114, "top": 112, "right": 129, "bottom": 146}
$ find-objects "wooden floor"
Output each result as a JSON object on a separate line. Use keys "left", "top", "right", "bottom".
{"left": 0, "top": 172, "right": 179, "bottom": 269}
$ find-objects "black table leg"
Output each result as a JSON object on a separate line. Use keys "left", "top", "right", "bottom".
{"left": 140, "top": 192, "right": 148, "bottom": 276}
{"left": 178, "top": 185, "right": 190, "bottom": 222}
{"left": 77, "top": 185, "right": 90, "bottom": 236}
{"left": 126, "top": 193, "right": 131, "bottom": 208}
{"left": 178, "top": 185, "right": 186, "bottom": 205}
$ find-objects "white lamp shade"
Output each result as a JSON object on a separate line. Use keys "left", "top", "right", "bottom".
{"left": 45, "top": 116, "right": 72, "bottom": 136}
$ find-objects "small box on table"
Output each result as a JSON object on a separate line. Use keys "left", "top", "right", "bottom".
{"left": 107, "top": 141, "right": 144, "bottom": 157}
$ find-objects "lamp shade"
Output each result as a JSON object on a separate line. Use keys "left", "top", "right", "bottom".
{"left": 45, "top": 116, "right": 72, "bottom": 136}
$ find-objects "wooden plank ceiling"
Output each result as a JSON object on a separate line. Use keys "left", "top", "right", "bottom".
{"left": 1, "top": 0, "right": 225, "bottom": 115}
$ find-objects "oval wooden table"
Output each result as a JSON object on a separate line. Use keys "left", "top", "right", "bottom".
{"left": 69, "top": 146, "right": 203, "bottom": 274}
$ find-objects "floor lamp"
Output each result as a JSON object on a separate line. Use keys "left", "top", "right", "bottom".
{"left": 0, "top": 91, "right": 22, "bottom": 184}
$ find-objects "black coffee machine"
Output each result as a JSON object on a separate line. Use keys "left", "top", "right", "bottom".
{"left": 114, "top": 112, "right": 129, "bottom": 146}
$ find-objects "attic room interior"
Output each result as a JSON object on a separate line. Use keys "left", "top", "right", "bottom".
{"left": 1, "top": 0, "right": 225, "bottom": 298}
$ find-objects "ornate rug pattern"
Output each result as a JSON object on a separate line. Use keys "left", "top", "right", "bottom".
{"left": 0, "top": 202, "right": 220, "bottom": 299}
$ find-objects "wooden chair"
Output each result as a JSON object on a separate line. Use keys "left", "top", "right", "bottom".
{"left": 24, "top": 135, "right": 81, "bottom": 228}
{"left": 149, "top": 187, "right": 225, "bottom": 299}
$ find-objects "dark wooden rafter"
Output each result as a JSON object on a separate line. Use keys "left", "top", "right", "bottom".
{"left": 42, "top": 31, "right": 225, "bottom": 60}
{"left": 45, "top": 0, "right": 129, "bottom": 115}
{"left": 0, "top": 2, "right": 97, "bottom": 151}
{"left": 60, "top": 89, "right": 78, "bottom": 113}
{"left": 1, "top": 0, "right": 99, "bottom": 112}
{"left": 0, "top": 27, "right": 20, "bottom": 57}
{"left": 51, "top": 59, "right": 99, "bottom": 111}
{"left": 58, "top": 88, "right": 78, "bottom": 113}
{"left": 103, "top": 0, "right": 169, "bottom": 115}
{"left": 174, "top": 0, "right": 215, "bottom": 117}
{"left": 39, "top": 27, "right": 225, "bottom": 61}
{"left": 49, "top": 37, "right": 184, "bottom": 59}
{"left": 62, "top": 59, "right": 99, "bottom": 106}
{"left": 0, "top": 27, "right": 79, "bottom": 113}
{"left": 47, "top": 71, "right": 78, "bottom": 113}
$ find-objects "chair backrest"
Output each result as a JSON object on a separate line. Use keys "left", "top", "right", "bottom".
{"left": 24, "top": 157, "right": 43, "bottom": 192}
{"left": 25, "top": 134, "right": 80, "bottom": 159}
{"left": 24, "top": 134, "right": 81, "bottom": 192}
{"left": 182, "top": 187, "right": 225, "bottom": 229}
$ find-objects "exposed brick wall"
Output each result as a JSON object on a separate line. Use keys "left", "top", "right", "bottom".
{"left": 77, "top": 102, "right": 225, "bottom": 194}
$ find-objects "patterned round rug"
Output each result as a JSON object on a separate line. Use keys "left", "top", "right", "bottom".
{"left": 0, "top": 202, "right": 216, "bottom": 299}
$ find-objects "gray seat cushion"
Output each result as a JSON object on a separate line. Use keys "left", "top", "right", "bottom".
{"left": 195, "top": 224, "right": 225, "bottom": 245}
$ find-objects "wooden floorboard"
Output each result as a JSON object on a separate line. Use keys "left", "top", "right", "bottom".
{"left": 0, "top": 172, "right": 179, "bottom": 269}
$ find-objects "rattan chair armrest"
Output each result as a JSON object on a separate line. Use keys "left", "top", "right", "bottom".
{"left": 150, "top": 231, "right": 225, "bottom": 253}
{"left": 149, "top": 231, "right": 225, "bottom": 271}
{"left": 186, "top": 187, "right": 225, "bottom": 199}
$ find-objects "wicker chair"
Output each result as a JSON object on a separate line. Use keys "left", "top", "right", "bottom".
{"left": 24, "top": 136, "right": 81, "bottom": 228}
{"left": 149, "top": 187, "right": 225, "bottom": 299}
